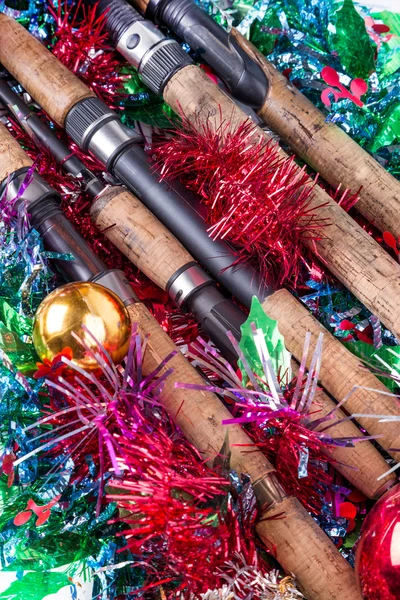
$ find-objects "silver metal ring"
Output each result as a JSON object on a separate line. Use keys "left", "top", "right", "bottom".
{"left": 80, "top": 111, "right": 117, "bottom": 151}
{"left": 168, "top": 264, "right": 212, "bottom": 307}
{"left": 92, "top": 270, "right": 138, "bottom": 306}
{"left": 87, "top": 120, "right": 138, "bottom": 167}
{"left": 117, "top": 20, "right": 165, "bottom": 69}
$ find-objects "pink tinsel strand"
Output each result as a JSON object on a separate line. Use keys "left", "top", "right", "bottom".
{"left": 29, "top": 329, "right": 267, "bottom": 596}
{"left": 153, "top": 118, "right": 328, "bottom": 288}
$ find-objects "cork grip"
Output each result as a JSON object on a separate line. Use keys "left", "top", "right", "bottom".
{"left": 0, "top": 14, "right": 94, "bottom": 127}
{"left": 232, "top": 30, "right": 400, "bottom": 239}
{"left": 291, "top": 363, "right": 395, "bottom": 498}
{"left": 256, "top": 496, "right": 360, "bottom": 600}
{"left": 290, "top": 360, "right": 396, "bottom": 498}
{"left": 263, "top": 289, "right": 400, "bottom": 462}
{"left": 91, "top": 187, "right": 194, "bottom": 290}
{"left": 127, "top": 300, "right": 361, "bottom": 600}
{"left": 0, "top": 122, "right": 32, "bottom": 182}
{"left": 163, "top": 66, "right": 400, "bottom": 341}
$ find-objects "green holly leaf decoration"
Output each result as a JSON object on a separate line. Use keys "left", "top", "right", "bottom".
{"left": 344, "top": 340, "right": 400, "bottom": 392}
{"left": 373, "top": 12, "right": 400, "bottom": 81}
{"left": 239, "top": 296, "right": 292, "bottom": 385}
{"left": 371, "top": 104, "right": 400, "bottom": 152}
{"left": 250, "top": 7, "right": 281, "bottom": 55}
{"left": 328, "top": 0, "right": 376, "bottom": 79}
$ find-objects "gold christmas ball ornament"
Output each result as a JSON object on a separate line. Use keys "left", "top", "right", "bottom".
{"left": 33, "top": 282, "right": 131, "bottom": 372}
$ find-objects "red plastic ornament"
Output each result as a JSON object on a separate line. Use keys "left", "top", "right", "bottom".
{"left": 355, "top": 483, "right": 400, "bottom": 599}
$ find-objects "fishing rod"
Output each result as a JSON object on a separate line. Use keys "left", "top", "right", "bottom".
{"left": 0, "top": 77, "right": 249, "bottom": 364}
{"left": 125, "top": 0, "right": 400, "bottom": 241}
{"left": 75, "top": 0, "right": 400, "bottom": 460}
{"left": 0, "top": 14, "right": 399, "bottom": 490}
{"left": 0, "top": 117, "right": 361, "bottom": 600}
{"left": 92, "top": 0, "right": 400, "bottom": 343}
{"left": 1, "top": 78, "right": 396, "bottom": 501}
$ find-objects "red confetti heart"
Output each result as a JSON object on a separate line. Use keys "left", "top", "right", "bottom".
{"left": 339, "top": 320, "right": 356, "bottom": 330}
{"left": 339, "top": 502, "right": 357, "bottom": 520}
{"left": 2, "top": 453, "right": 14, "bottom": 475}
{"left": 14, "top": 510, "right": 32, "bottom": 526}
{"left": 372, "top": 24, "right": 390, "bottom": 34}
{"left": 348, "top": 489, "right": 367, "bottom": 503}
{"left": 383, "top": 231, "right": 398, "bottom": 252}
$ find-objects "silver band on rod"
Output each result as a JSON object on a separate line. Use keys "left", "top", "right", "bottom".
{"left": 168, "top": 264, "right": 213, "bottom": 307}
{"left": 252, "top": 471, "right": 291, "bottom": 512}
{"left": 92, "top": 269, "right": 139, "bottom": 306}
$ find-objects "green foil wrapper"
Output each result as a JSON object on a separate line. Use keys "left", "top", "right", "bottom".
{"left": 328, "top": 0, "right": 376, "bottom": 79}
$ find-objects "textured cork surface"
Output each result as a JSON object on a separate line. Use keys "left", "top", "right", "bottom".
{"left": 91, "top": 187, "right": 193, "bottom": 289}
{"left": 0, "top": 14, "right": 94, "bottom": 126}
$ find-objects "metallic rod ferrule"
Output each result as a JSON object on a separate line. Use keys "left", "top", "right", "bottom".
{"left": 252, "top": 471, "right": 291, "bottom": 513}
{"left": 167, "top": 262, "right": 213, "bottom": 308}
{"left": 91, "top": 269, "right": 139, "bottom": 306}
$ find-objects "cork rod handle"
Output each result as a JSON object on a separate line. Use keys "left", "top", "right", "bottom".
{"left": 127, "top": 301, "right": 272, "bottom": 480}
{"left": 257, "top": 496, "right": 360, "bottom": 600}
{"left": 263, "top": 289, "right": 400, "bottom": 463}
{"left": 128, "top": 300, "right": 361, "bottom": 600}
{"left": 0, "top": 122, "right": 32, "bottom": 181}
{"left": 91, "top": 187, "right": 194, "bottom": 290}
{"left": 231, "top": 30, "right": 400, "bottom": 239}
{"left": 292, "top": 362, "right": 396, "bottom": 499}
{"left": 0, "top": 14, "right": 94, "bottom": 126}
{"left": 163, "top": 65, "right": 400, "bottom": 340}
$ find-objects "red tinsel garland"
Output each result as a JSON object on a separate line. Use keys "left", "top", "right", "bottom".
{"left": 153, "top": 118, "right": 327, "bottom": 288}
{"left": 49, "top": 0, "right": 125, "bottom": 108}
{"left": 32, "top": 334, "right": 266, "bottom": 596}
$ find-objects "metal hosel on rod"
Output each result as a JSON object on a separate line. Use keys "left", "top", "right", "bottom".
{"left": 131, "top": 0, "right": 400, "bottom": 240}
{"left": 1, "top": 83, "right": 396, "bottom": 500}
{"left": 0, "top": 120, "right": 361, "bottom": 600}
{"left": 94, "top": 0, "right": 400, "bottom": 340}
{"left": 1, "top": 15, "right": 399, "bottom": 494}
{"left": 0, "top": 81, "right": 246, "bottom": 364}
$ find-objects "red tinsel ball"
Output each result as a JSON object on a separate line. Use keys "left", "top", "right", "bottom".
{"left": 355, "top": 483, "right": 400, "bottom": 599}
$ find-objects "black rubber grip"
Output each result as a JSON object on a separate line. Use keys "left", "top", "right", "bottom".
{"left": 145, "top": 0, "right": 269, "bottom": 108}
{"left": 186, "top": 285, "right": 246, "bottom": 364}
